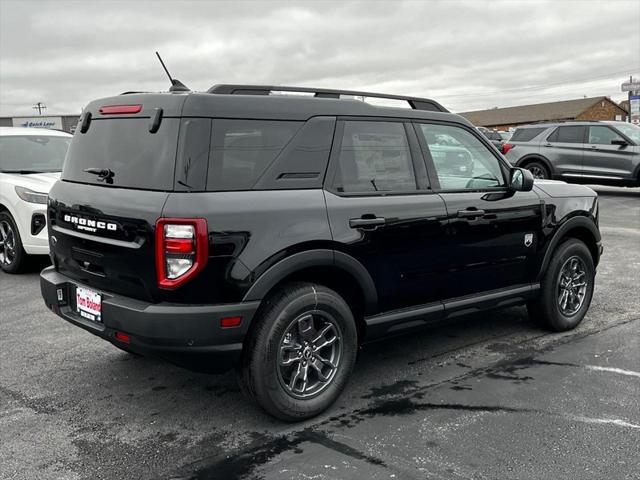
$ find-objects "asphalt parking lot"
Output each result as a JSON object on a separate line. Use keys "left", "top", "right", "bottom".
{"left": 1, "top": 185, "right": 639, "bottom": 480}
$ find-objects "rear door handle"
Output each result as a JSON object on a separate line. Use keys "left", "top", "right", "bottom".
{"left": 349, "top": 217, "right": 386, "bottom": 229}
{"left": 543, "top": 143, "right": 552, "bottom": 147}
{"left": 457, "top": 209, "right": 485, "bottom": 219}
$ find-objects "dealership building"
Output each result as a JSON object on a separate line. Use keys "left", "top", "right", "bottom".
{"left": 0, "top": 114, "right": 80, "bottom": 133}
{"left": 459, "top": 96, "right": 629, "bottom": 131}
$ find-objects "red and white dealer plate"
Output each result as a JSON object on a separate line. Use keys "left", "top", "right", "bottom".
{"left": 76, "top": 286, "right": 102, "bottom": 323}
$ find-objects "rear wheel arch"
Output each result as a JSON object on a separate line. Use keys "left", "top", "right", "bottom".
{"left": 242, "top": 249, "right": 378, "bottom": 342}
{"left": 538, "top": 217, "right": 600, "bottom": 280}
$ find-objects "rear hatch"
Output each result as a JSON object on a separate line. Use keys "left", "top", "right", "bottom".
{"left": 48, "top": 93, "right": 185, "bottom": 302}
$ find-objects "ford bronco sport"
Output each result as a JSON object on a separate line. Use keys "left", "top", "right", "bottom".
{"left": 40, "top": 85, "right": 602, "bottom": 420}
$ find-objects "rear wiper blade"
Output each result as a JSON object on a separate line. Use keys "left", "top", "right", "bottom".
{"left": 84, "top": 167, "right": 115, "bottom": 184}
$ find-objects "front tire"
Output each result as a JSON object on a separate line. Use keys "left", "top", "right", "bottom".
{"left": 0, "top": 212, "right": 26, "bottom": 274}
{"left": 527, "top": 239, "right": 595, "bottom": 331}
{"left": 240, "top": 282, "right": 358, "bottom": 421}
{"left": 524, "top": 161, "right": 549, "bottom": 180}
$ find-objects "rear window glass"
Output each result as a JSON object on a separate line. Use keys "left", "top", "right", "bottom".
{"left": 509, "top": 128, "right": 546, "bottom": 142}
{"left": 207, "top": 120, "right": 301, "bottom": 191}
{"left": 0, "top": 135, "right": 71, "bottom": 173}
{"left": 62, "top": 118, "right": 179, "bottom": 190}
{"left": 333, "top": 121, "right": 417, "bottom": 193}
{"left": 548, "top": 126, "right": 585, "bottom": 143}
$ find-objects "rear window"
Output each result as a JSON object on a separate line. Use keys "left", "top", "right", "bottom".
{"left": 62, "top": 118, "right": 179, "bottom": 190}
{"left": 207, "top": 120, "right": 301, "bottom": 191}
{"left": 0, "top": 135, "right": 71, "bottom": 173}
{"left": 509, "top": 127, "right": 546, "bottom": 142}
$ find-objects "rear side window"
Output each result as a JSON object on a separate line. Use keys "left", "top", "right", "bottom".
{"left": 63, "top": 118, "right": 179, "bottom": 190}
{"left": 332, "top": 121, "right": 416, "bottom": 193}
{"left": 207, "top": 120, "right": 301, "bottom": 191}
{"left": 509, "top": 127, "right": 546, "bottom": 142}
{"left": 547, "top": 126, "right": 585, "bottom": 143}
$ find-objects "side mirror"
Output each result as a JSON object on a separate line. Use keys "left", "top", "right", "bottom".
{"left": 509, "top": 167, "right": 534, "bottom": 192}
{"left": 611, "top": 139, "right": 628, "bottom": 147}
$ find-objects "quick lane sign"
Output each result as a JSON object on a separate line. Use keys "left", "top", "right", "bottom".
{"left": 12, "top": 116, "right": 63, "bottom": 129}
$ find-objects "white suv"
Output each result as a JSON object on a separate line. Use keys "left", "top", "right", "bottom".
{"left": 0, "top": 127, "right": 72, "bottom": 273}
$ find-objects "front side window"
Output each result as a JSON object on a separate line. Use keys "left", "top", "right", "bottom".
{"left": 332, "top": 121, "right": 417, "bottom": 193}
{"left": 417, "top": 123, "right": 505, "bottom": 190}
{"left": 548, "top": 126, "right": 585, "bottom": 144}
{"left": 207, "top": 120, "right": 301, "bottom": 191}
{"left": 588, "top": 126, "right": 624, "bottom": 145}
{"left": 0, "top": 135, "right": 71, "bottom": 173}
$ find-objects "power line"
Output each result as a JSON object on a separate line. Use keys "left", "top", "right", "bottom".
{"left": 437, "top": 69, "right": 637, "bottom": 99}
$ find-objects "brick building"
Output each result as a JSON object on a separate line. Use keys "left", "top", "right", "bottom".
{"left": 459, "top": 96, "right": 627, "bottom": 130}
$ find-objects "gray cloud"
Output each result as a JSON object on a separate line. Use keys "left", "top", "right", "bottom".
{"left": 0, "top": 0, "right": 638, "bottom": 116}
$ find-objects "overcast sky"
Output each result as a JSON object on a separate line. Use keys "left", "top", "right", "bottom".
{"left": 0, "top": 0, "right": 638, "bottom": 117}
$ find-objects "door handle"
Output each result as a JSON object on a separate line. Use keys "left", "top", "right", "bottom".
{"left": 349, "top": 216, "right": 386, "bottom": 229}
{"left": 457, "top": 209, "right": 485, "bottom": 219}
{"left": 590, "top": 145, "right": 598, "bottom": 149}
{"left": 543, "top": 143, "right": 552, "bottom": 147}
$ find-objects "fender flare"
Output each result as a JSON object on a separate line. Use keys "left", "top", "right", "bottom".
{"left": 242, "top": 248, "right": 378, "bottom": 311}
{"left": 538, "top": 216, "right": 601, "bottom": 280}
{"left": 516, "top": 154, "right": 555, "bottom": 176}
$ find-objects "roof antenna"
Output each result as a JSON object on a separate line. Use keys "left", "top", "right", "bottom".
{"left": 155, "top": 51, "right": 190, "bottom": 92}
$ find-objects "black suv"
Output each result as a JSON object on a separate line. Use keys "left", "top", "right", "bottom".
{"left": 40, "top": 85, "right": 602, "bottom": 420}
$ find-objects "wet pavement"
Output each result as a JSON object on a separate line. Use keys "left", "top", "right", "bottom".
{"left": 1, "top": 185, "right": 639, "bottom": 480}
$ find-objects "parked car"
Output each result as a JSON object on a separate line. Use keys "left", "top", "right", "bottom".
{"left": 41, "top": 85, "right": 602, "bottom": 420}
{"left": 503, "top": 121, "right": 640, "bottom": 186}
{"left": 0, "top": 127, "right": 72, "bottom": 273}
{"left": 482, "top": 129, "right": 505, "bottom": 150}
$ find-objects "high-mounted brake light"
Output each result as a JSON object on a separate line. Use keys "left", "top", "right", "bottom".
{"left": 99, "top": 104, "right": 143, "bottom": 115}
{"left": 502, "top": 143, "right": 514, "bottom": 155}
{"left": 155, "top": 218, "right": 208, "bottom": 289}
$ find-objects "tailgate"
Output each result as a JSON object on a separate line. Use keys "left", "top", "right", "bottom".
{"left": 48, "top": 181, "right": 168, "bottom": 302}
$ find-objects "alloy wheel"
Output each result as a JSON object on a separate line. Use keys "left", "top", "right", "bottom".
{"left": 557, "top": 255, "right": 588, "bottom": 316}
{"left": 0, "top": 220, "right": 16, "bottom": 267}
{"left": 277, "top": 312, "right": 343, "bottom": 399}
{"left": 528, "top": 165, "right": 547, "bottom": 179}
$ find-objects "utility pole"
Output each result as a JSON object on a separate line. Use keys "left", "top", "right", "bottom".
{"left": 628, "top": 75, "right": 632, "bottom": 123}
{"left": 32, "top": 102, "right": 47, "bottom": 115}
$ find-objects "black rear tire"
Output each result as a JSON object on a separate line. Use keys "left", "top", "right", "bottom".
{"left": 0, "top": 211, "right": 26, "bottom": 274}
{"left": 240, "top": 282, "right": 357, "bottom": 421}
{"left": 527, "top": 239, "right": 595, "bottom": 331}
{"left": 524, "top": 161, "right": 549, "bottom": 180}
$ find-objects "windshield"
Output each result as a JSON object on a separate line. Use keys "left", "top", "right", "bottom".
{"left": 612, "top": 123, "right": 640, "bottom": 144}
{"left": 0, "top": 135, "right": 71, "bottom": 173}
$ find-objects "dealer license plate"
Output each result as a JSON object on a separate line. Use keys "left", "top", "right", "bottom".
{"left": 76, "top": 286, "right": 102, "bottom": 323}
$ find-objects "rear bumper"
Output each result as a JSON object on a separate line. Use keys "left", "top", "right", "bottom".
{"left": 40, "top": 266, "right": 260, "bottom": 372}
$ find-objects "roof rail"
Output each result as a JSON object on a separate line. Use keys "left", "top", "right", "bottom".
{"left": 207, "top": 84, "right": 449, "bottom": 113}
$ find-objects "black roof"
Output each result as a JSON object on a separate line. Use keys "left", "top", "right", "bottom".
{"left": 87, "top": 86, "right": 460, "bottom": 124}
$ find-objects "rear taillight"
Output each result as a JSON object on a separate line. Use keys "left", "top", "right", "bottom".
{"left": 155, "top": 218, "right": 208, "bottom": 289}
{"left": 502, "top": 143, "right": 514, "bottom": 154}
